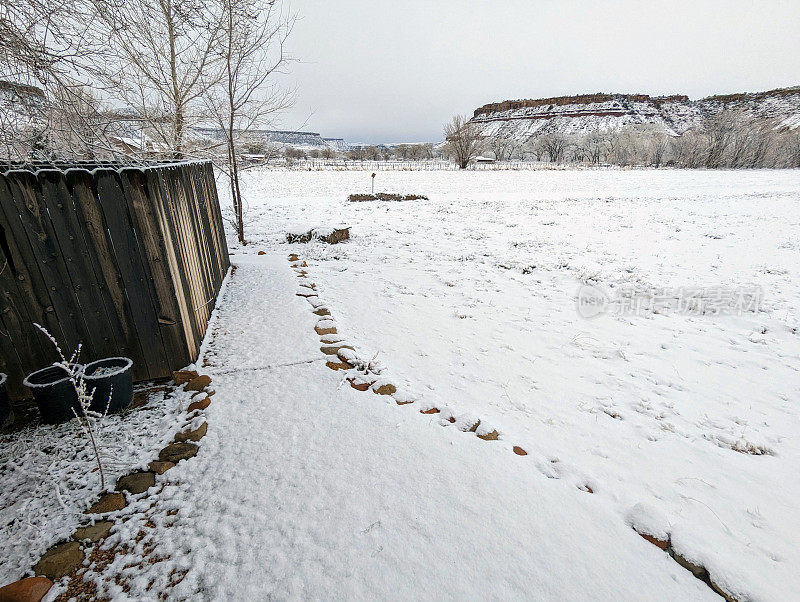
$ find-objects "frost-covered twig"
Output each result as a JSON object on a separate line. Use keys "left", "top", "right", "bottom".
{"left": 34, "top": 323, "right": 108, "bottom": 490}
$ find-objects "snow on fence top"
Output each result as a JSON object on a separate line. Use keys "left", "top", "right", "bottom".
{"left": 0, "top": 160, "right": 230, "bottom": 399}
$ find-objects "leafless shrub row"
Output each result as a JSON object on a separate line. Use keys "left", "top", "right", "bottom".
{"left": 481, "top": 111, "right": 800, "bottom": 169}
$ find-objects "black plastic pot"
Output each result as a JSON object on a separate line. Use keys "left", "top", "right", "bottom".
{"left": 83, "top": 357, "right": 133, "bottom": 414}
{"left": 0, "top": 373, "right": 10, "bottom": 427}
{"left": 23, "top": 365, "right": 81, "bottom": 424}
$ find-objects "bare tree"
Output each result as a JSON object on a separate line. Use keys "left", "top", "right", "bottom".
{"left": 488, "top": 135, "right": 518, "bottom": 162}
{"left": 0, "top": 0, "right": 96, "bottom": 86}
{"left": 205, "top": 0, "right": 293, "bottom": 244}
{"left": 347, "top": 146, "right": 366, "bottom": 161}
{"left": 537, "top": 133, "right": 570, "bottom": 163}
{"left": 444, "top": 114, "right": 482, "bottom": 169}
{"left": 0, "top": 0, "right": 121, "bottom": 162}
{"left": 284, "top": 146, "right": 305, "bottom": 160}
{"left": 90, "top": 0, "right": 224, "bottom": 158}
{"left": 649, "top": 132, "right": 669, "bottom": 167}
{"left": 363, "top": 145, "right": 383, "bottom": 161}
{"left": 580, "top": 129, "right": 611, "bottom": 164}
{"left": 668, "top": 111, "right": 786, "bottom": 169}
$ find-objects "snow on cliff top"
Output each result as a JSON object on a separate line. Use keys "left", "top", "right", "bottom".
{"left": 471, "top": 87, "right": 800, "bottom": 140}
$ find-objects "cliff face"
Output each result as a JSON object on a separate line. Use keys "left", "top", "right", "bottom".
{"left": 473, "top": 93, "right": 690, "bottom": 118}
{"left": 470, "top": 87, "right": 800, "bottom": 141}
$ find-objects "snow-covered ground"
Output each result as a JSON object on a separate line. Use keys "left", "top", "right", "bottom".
{"left": 7, "top": 168, "right": 794, "bottom": 599}
{"left": 79, "top": 254, "right": 718, "bottom": 600}
{"left": 0, "top": 386, "right": 188, "bottom": 585}
{"left": 221, "top": 168, "right": 800, "bottom": 601}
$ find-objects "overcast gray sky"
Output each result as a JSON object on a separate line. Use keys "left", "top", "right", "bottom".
{"left": 274, "top": 0, "right": 800, "bottom": 144}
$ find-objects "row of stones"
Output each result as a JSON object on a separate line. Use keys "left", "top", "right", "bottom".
{"left": 290, "top": 253, "right": 526, "bottom": 452}
{"left": 1, "top": 372, "right": 214, "bottom": 602}
{"left": 291, "top": 253, "right": 739, "bottom": 602}
{"left": 633, "top": 530, "right": 737, "bottom": 602}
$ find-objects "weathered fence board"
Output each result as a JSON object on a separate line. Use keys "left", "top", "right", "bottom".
{"left": 0, "top": 179, "right": 57, "bottom": 371}
{"left": 120, "top": 169, "right": 189, "bottom": 370}
{"left": 0, "top": 161, "right": 229, "bottom": 400}
{"left": 66, "top": 169, "right": 145, "bottom": 372}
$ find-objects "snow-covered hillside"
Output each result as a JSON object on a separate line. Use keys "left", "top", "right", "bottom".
{"left": 471, "top": 87, "right": 800, "bottom": 141}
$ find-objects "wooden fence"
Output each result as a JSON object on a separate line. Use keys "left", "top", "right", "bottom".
{"left": 0, "top": 160, "right": 229, "bottom": 400}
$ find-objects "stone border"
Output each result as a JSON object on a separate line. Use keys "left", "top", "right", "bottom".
{"left": 289, "top": 252, "right": 740, "bottom": 602}
{"left": 0, "top": 372, "right": 214, "bottom": 601}
{"left": 289, "top": 253, "right": 523, "bottom": 452}
{"left": 633, "top": 527, "right": 737, "bottom": 601}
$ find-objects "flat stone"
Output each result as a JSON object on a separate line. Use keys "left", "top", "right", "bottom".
{"left": 315, "top": 326, "right": 337, "bottom": 336}
{"left": 347, "top": 379, "right": 372, "bottom": 392}
{"left": 672, "top": 551, "right": 708, "bottom": 580}
{"left": 33, "top": 542, "right": 83, "bottom": 580}
{"left": 148, "top": 460, "right": 175, "bottom": 474}
{"left": 396, "top": 399, "right": 414, "bottom": 405}
{"left": 477, "top": 430, "right": 499, "bottom": 441}
{"left": 191, "top": 389, "right": 215, "bottom": 399}
{"left": 320, "top": 344, "right": 354, "bottom": 356}
{"left": 159, "top": 442, "right": 199, "bottom": 463}
{"left": 72, "top": 520, "right": 113, "bottom": 542}
{"left": 464, "top": 420, "right": 480, "bottom": 433}
{"left": 325, "top": 361, "right": 352, "bottom": 371}
{"left": 0, "top": 577, "right": 53, "bottom": 602}
{"left": 172, "top": 370, "right": 198, "bottom": 384}
{"left": 319, "top": 334, "right": 344, "bottom": 343}
{"left": 115, "top": 471, "right": 155, "bottom": 494}
{"left": 420, "top": 408, "right": 440, "bottom": 414}
{"left": 288, "top": 254, "right": 299, "bottom": 262}
{"left": 187, "top": 397, "right": 211, "bottom": 412}
{"left": 85, "top": 492, "right": 126, "bottom": 514}
{"left": 639, "top": 532, "right": 670, "bottom": 550}
{"left": 175, "top": 422, "right": 207, "bottom": 442}
{"left": 257, "top": 250, "right": 266, "bottom": 255}
{"left": 296, "top": 291, "right": 318, "bottom": 298}
{"left": 373, "top": 383, "right": 396, "bottom": 396}
{"left": 513, "top": 446, "right": 528, "bottom": 456}
{"left": 313, "top": 308, "right": 331, "bottom": 316}
{"left": 184, "top": 375, "right": 211, "bottom": 392}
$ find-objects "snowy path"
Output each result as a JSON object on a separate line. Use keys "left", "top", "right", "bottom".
{"left": 92, "top": 253, "right": 716, "bottom": 600}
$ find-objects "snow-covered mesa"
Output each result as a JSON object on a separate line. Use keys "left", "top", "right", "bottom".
{"left": 471, "top": 87, "right": 800, "bottom": 140}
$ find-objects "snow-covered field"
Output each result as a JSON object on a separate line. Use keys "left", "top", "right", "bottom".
{"left": 226, "top": 168, "right": 800, "bottom": 601}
